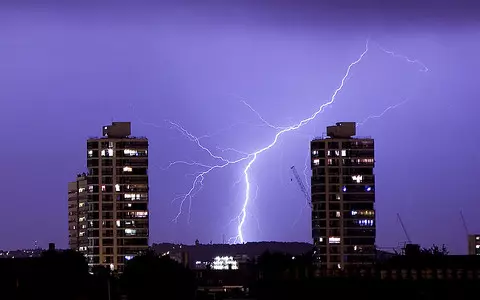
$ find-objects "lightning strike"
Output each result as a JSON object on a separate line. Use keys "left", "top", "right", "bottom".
{"left": 356, "top": 99, "right": 409, "bottom": 127}
{"left": 240, "top": 100, "right": 286, "bottom": 130}
{"left": 377, "top": 45, "right": 429, "bottom": 72}
{"left": 164, "top": 39, "right": 426, "bottom": 244}
{"left": 233, "top": 41, "right": 370, "bottom": 243}
{"left": 164, "top": 121, "right": 252, "bottom": 223}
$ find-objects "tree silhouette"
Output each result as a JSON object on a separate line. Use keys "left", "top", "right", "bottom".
{"left": 122, "top": 250, "right": 195, "bottom": 300}
{"left": 421, "top": 244, "right": 449, "bottom": 256}
{"left": 257, "top": 251, "right": 290, "bottom": 280}
{"left": 90, "top": 265, "right": 115, "bottom": 300}
{"left": 24, "top": 249, "right": 90, "bottom": 300}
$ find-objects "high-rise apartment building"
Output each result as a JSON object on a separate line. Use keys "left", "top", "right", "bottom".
{"left": 310, "top": 122, "right": 375, "bottom": 270}
{"left": 69, "top": 122, "right": 149, "bottom": 272}
{"left": 68, "top": 173, "right": 88, "bottom": 254}
{"left": 468, "top": 235, "right": 480, "bottom": 255}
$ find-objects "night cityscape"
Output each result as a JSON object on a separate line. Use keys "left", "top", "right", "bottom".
{"left": 0, "top": 1, "right": 479, "bottom": 299}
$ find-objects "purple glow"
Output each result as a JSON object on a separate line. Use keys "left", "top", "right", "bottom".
{"left": 0, "top": 1, "right": 478, "bottom": 254}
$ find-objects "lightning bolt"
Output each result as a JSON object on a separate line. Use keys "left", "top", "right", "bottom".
{"left": 231, "top": 41, "right": 370, "bottom": 243}
{"left": 377, "top": 45, "right": 429, "bottom": 72}
{"left": 356, "top": 99, "right": 409, "bottom": 127}
{"left": 163, "top": 39, "right": 426, "bottom": 244}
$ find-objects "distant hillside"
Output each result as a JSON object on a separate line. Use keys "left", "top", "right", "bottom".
{"left": 151, "top": 241, "right": 313, "bottom": 265}
{"left": 151, "top": 242, "right": 396, "bottom": 267}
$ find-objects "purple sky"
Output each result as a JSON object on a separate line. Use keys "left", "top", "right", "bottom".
{"left": 0, "top": 1, "right": 479, "bottom": 253}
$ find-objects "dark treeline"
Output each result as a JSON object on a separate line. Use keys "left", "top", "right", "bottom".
{"left": 0, "top": 245, "right": 476, "bottom": 300}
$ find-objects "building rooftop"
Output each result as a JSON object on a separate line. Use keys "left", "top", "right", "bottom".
{"left": 312, "top": 134, "right": 372, "bottom": 141}
{"left": 87, "top": 121, "right": 147, "bottom": 140}
{"left": 311, "top": 122, "right": 373, "bottom": 140}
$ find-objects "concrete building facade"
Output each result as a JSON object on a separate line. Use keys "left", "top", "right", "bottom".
{"left": 310, "top": 122, "right": 376, "bottom": 270}
{"left": 468, "top": 235, "right": 480, "bottom": 255}
{"left": 68, "top": 173, "right": 88, "bottom": 254}
{"left": 70, "top": 122, "right": 149, "bottom": 272}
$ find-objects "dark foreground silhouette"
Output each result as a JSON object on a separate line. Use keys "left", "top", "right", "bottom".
{"left": 0, "top": 244, "right": 477, "bottom": 300}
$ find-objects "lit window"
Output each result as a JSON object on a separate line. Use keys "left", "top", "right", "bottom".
{"left": 79, "top": 217, "right": 86, "bottom": 222}
{"left": 341, "top": 150, "right": 347, "bottom": 157}
{"left": 134, "top": 211, "right": 148, "bottom": 218}
{"left": 352, "top": 175, "right": 363, "bottom": 183}
{"left": 313, "top": 159, "right": 320, "bottom": 166}
{"left": 358, "top": 158, "right": 374, "bottom": 164}
{"left": 476, "top": 245, "right": 480, "bottom": 249}
{"left": 337, "top": 264, "right": 341, "bottom": 269}
{"left": 335, "top": 194, "right": 341, "bottom": 200}
{"left": 365, "top": 186, "right": 372, "bottom": 192}
{"left": 115, "top": 184, "right": 120, "bottom": 192}
{"left": 335, "top": 211, "right": 341, "bottom": 217}
{"left": 101, "top": 185, "right": 106, "bottom": 192}
{"left": 88, "top": 150, "right": 93, "bottom": 157}
{"left": 354, "top": 245, "right": 358, "bottom": 251}
{"left": 312, "top": 150, "right": 319, "bottom": 155}
{"left": 356, "top": 219, "right": 374, "bottom": 227}
{"left": 335, "top": 150, "right": 340, "bottom": 156}
{"left": 116, "top": 220, "right": 121, "bottom": 227}
{"left": 79, "top": 231, "right": 85, "bottom": 237}
{"left": 78, "top": 187, "right": 86, "bottom": 193}
{"left": 125, "top": 229, "right": 137, "bottom": 236}
{"left": 124, "top": 149, "right": 138, "bottom": 156}
{"left": 123, "top": 166, "right": 132, "bottom": 172}
{"left": 319, "top": 237, "right": 324, "bottom": 242}
{"left": 125, "top": 255, "right": 134, "bottom": 261}
{"left": 88, "top": 186, "right": 94, "bottom": 192}
{"left": 351, "top": 210, "right": 374, "bottom": 216}
{"left": 329, "top": 237, "right": 341, "bottom": 244}
{"left": 211, "top": 256, "right": 239, "bottom": 270}
{"left": 79, "top": 202, "right": 85, "bottom": 208}
{"left": 101, "top": 149, "right": 114, "bottom": 157}
{"left": 342, "top": 186, "right": 347, "bottom": 192}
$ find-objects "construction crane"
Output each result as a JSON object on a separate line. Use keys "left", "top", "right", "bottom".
{"left": 460, "top": 210, "right": 470, "bottom": 237}
{"left": 396, "top": 213, "right": 412, "bottom": 244}
{"left": 290, "top": 166, "right": 312, "bottom": 208}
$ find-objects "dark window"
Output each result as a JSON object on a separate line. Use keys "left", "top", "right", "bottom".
{"left": 87, "top": 142, "right": 99, "bottom": 150}
{"left": 327, "top": 142, "right": 339, "bottom": 149}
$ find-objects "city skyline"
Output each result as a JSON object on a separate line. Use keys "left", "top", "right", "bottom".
{"left": 0, "top": 1, "right": 478, "bottom": 253}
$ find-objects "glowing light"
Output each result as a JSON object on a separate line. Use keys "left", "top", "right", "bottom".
{"left": 352, "top": 175, "right": 363, "bottom": 183}
{"left": 329, "top": 237, "right": 341, "bottom": 244}
{"left": 211, "top": 256, "right": 239, "bottom": 270}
